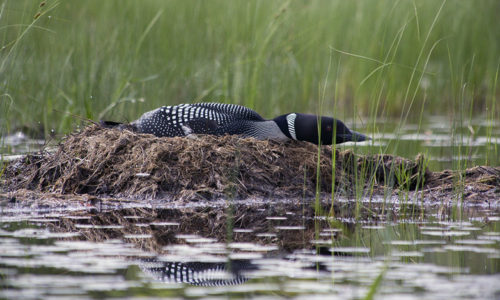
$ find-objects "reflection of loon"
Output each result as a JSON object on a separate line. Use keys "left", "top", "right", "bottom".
{"left": 140, "top": 258, "right": 256, "bottom": 287}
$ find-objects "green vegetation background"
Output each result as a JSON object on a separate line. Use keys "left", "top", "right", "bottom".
{"left": 0, "top": 0, "right": 499, "bottom": 138}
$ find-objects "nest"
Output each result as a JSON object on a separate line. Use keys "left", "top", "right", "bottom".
{"left": 1, "top": 124, "right": 466, "bottom": 202}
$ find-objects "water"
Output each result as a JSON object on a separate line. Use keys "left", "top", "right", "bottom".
{"left": 0, "top": 132, "right": 47, "bottom": 161}
{"left": 349, "top": 116, "right": 500, "bottom": 171}
{"left": 0, "top": 204, "right": 498, "bottom": 299}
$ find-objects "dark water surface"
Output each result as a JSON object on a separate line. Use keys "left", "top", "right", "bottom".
{"left": 0, "top": 203, "right": 499, "bottom": 299}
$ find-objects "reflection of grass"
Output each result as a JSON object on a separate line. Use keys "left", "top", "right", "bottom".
{"left": 363, "top": 265, "right": 387, "bottom": 300}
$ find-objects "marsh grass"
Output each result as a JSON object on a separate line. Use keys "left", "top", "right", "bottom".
{"left": 309, "top": 3, "right": 488, "bottom": 284}
{"left": 0, "top": 1, "right": 498, "bottom": 135}
{"left": 486, "top": 64, "right": 499, "bottom": 164}
{"left": 0, "top": 92, "right": 11, "bottom": 157}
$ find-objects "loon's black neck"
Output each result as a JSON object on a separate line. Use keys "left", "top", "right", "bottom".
{"left": 273, "top": 113, "right": 369, "bottom": 145}
{"left": 272, "top": 114, "right": 294, "bottom": 140}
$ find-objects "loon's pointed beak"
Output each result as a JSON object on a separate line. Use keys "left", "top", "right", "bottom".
{"left": 347, "top": 130, "right": 370, "bottom": 142}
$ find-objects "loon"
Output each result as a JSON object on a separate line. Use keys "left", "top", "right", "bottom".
{"left": 106, "top": 102, "right": 369, "bottom": 145}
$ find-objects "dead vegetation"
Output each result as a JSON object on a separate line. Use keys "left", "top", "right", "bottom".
{"left": 2, "top": 124, "right": 499, "bottom": 204}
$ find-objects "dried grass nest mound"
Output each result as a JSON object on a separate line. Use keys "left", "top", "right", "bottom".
{"left": 4, "top": 124, "right": 497, "bottom": 202}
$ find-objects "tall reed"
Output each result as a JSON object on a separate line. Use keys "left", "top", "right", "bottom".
{"left": 0, "top": 0, "right": 498, "bottom": 137}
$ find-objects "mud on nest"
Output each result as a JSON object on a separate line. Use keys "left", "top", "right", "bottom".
{"left": 1, "top": 125, "right": 443, "bottom": 201}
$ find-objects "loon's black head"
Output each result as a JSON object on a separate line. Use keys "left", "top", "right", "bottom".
{"left": 274, "top": 113, "right": 369, "bottom": 145}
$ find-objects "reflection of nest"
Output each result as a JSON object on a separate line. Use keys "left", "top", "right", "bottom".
{"left": 4, "top": 125, "right": 435, "bottom": 201}
{"left": 47, "top": 199, "right": 400, "bottom": 252}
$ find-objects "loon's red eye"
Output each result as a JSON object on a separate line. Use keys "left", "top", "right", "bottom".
{"left": 326, "top": 126, "right": 332, "bottom": 131}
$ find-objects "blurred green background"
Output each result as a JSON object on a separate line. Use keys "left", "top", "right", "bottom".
{"left": 0, "top": 0, "right": 499, "bottom": 139}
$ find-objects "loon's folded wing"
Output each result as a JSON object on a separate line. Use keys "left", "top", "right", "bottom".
{"left": 130, "top": 103, "right": 266, "bottom": 138}
{"left": 190, "top": 103, "right": 265, "bottom": 121}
